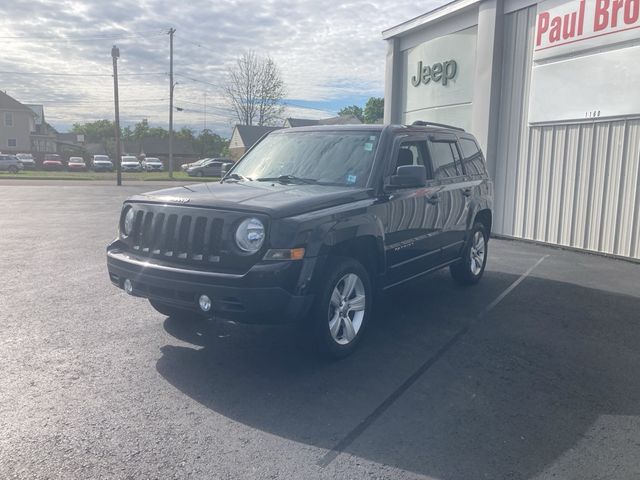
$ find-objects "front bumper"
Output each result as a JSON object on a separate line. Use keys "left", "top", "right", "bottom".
{"left": 106, "top": 249, "right": 317, "bottom": 324}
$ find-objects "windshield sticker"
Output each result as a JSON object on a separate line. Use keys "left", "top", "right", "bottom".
{"left": 364, "top": 143, "right": 374, "bottom": 152}
{"left": 347, "top": 174, "right": 357, "bottom": 184}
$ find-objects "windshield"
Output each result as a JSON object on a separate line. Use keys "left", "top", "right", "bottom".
{"left": 232, "top": 131, "right": 379, "bottom": 187}
{"left": 69, "top": 158, "right": 83, "bottom": 162}
{"left": 122, "top": 157, "right": 138, "bottom": 162}
{"left": 94, "top": 156, "right": 109, "bottom": 161}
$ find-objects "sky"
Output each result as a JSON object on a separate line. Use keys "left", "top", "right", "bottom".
{"left": 0, "top": 0, "right": 447, "bottom": 137}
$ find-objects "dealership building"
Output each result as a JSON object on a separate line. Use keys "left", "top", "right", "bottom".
{"left": 383, "top": 0, "right": 640, "bottom": 261}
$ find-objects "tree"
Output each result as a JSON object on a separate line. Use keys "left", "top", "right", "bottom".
{"left": 72, "top": 120, "right": 117, "bottom": 143}
{"left": 175, "top": 127, "right": 195, "bottom": 141}
{"left": 224, "top": 51, "right": 286, "bottom": 126}
{"left": 338, "top": 105, "right": 364, "bottom": 122}
{"left": 195, "top": 129, "right": 228, "bottom": 157}
{"left": 133, "top": 119, "right": 150, "bottom": 140}
{"left": 364, "top": 97, "right": 384, "bottom": 124}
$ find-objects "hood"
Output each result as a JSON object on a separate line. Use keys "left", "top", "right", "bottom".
{"left": 128, "top": 181, "right": 373, "bottom": 218}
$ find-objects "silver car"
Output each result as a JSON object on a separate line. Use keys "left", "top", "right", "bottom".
{"left": 0, "top": 154, "right": 24, "bottom": 173}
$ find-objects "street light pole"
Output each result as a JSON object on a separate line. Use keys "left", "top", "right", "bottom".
{"left": 168, "top": 27, "right": 175, "bottom": 179}
{"left": 111, "top": 45, "right": 122, "bottom": 186}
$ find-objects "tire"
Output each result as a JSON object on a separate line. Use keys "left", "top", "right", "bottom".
{"left": 8, "top": 165, "right": 19, "bottom": 174}
{"left": 148, "top": 299, "right": 201, "bottom": 320}
{"left": 311, "top": 257, "right": 372, "bottom": 359}
{"left": 450, "top": 222, "right": 488, "bottom": 285}
{"left": 196, "top": 171, "right": 204, "bottom": 177}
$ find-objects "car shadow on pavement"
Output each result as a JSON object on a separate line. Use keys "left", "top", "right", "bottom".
{"left": 156, "top": 269, "right": 640, "bottom": 479}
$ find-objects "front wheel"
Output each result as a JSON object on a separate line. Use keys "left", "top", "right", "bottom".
{"left": 196, "top": 171, "right": 204, "bottom": 177}
{"left": 311, "top": 257, "right": 372, "bottom": 359}
{"left": 8, "top": 165, "right": 19, "bottom": 174}
{"left": 450, "top": 222, "right": 488, "bottom": 285}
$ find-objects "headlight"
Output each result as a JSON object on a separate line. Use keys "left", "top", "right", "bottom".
{"left": 235, "top": 218, "right": 265, "bottom": 253}
{"left": 122, "top": 206, "right": 135, "bottom": 237}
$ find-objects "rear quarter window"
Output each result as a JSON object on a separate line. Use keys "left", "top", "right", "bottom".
{"left": 459, "top": 137, "right": 486, "bottom": 176}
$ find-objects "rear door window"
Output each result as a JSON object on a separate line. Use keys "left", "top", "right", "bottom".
{"left": 427, "top": 139, "right": 463, "bottom": 179}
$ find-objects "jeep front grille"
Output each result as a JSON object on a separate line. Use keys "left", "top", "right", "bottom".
{"left": 128, "top": 209, "right": 225, "bottom": 264}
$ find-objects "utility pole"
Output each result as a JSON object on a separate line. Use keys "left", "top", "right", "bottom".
{"left": 203, "top": 93, "right": 207, "bottom": 131}
{"left": 111, "top": 45, "right": 122, "bottom": 186}
{"left": 168, "top": 27, "right": 175, "bottom": 179}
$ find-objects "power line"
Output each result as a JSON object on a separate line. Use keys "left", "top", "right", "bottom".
{"left": 174, "top": 73, "right": 223, "bottom": 89}
{"left": 0, "top": 30, "right": 167, "bottom": 41}
{"left": 0, "top": 70, "right": 166, "bottom": 77}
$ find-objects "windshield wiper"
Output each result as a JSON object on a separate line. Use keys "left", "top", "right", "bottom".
{"left": 222, "top": 173, "right": 251, "bottom": 182}
{"left": 256, "top": 175, "right": 317, "bottom": 185}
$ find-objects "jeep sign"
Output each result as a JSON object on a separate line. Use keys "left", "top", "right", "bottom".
{"left": 411, "top": 60, "right": 458, "bottom": 87}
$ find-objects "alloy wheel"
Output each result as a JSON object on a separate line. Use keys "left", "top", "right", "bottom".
{"left": 328, "top": 273, "right": 366, "bottom": 345}
{"left": 469, "top": 230, "right": 486, "bottom": 276}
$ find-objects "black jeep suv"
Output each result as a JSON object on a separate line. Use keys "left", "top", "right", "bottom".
{"left": 107, "top": 123, "right": 492, "bottom": 358}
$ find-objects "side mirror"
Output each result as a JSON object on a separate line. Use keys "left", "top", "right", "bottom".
{"left": 388, "top": 165, "right": 427, "bottom": 189}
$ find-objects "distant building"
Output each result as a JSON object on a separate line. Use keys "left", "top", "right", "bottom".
{"left": 283, "top": 115, "right": 362, "bottom": 128}
{"left": 25, "top": 104, "right": 59, "bottom": 154}
{"left": 228, "top": 125, "right": 282, "bottom": 159}
{"left": 124, "top": 137, "right": 198, "bottom": 168}
{"left": 0, "top": 91, "right": 37, "bottom": 153}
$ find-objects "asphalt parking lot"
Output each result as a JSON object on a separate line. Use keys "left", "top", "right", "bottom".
{"left": 1, "top": 182, "right": 640, "bottom": 480}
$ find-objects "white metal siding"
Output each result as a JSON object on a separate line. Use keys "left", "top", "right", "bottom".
{"left": 510, "top": 119, "right": 640, "bottom": 260}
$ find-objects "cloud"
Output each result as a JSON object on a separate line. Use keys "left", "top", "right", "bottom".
{"left": 0, "top": 0, "right": 447, "bottom": 136}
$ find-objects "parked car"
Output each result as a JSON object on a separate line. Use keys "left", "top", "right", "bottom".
{"left": 67, "top": 157, "right": 87, "bottom": 171}
{"left": 92, "top": 155, "right": 114, "bottom": 172}
{"left": 121, "top": 156, "right": 142, "bottom": 172}
{"left": 141, "top": 157, "right": 164, "bottom": 172}
{"left": 107, "top": 123, "right": 492, "bottom": 358}
{"left": 15, "top": 153, "right": 36, "bottom": 170}
{"left": 181, "top": 158, "right": 208, "bottom": 172}
{"left": 0, "top": 154, "right": 24, "bottom": 173}
{"left": 187, "top": 158, "right": 234, "bottom": 177}
{"left": 43, "top": 154, "right": 64, "bottom": 171}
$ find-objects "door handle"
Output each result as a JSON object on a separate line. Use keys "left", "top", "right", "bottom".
{"left": 462, "top": 188, "right": 472, "bottom": 197}
{"left": 427, "top": 194, "right": 439, "bottom": 204}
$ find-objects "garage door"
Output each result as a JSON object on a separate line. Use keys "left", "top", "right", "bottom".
{"left": 508, "top": 119, "right": 640, "bottom": 260}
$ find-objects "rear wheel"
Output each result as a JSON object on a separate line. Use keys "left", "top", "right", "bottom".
{"left": 450, "top": 222, "right": 488, "bottom": 285}
{"left": 311, "top": 257, "right": 372, "bottom": 359}
{"left": 148, "top": 299, "right": 201, "bottom": 320}
{"left": 8, "top": 165, "right": 19, "bottom": 174}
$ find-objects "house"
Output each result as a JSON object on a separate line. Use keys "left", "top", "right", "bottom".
{"left": 283, "top": 115, "right": 362, "bottom": 128}
{"left": 26, "top": 104, "right": 59, "bottom": 154}
{"left": 0, "top": 91, "right": 37, "bottom": 153}
{"left": 228, "top": 125, "right": 282, "bottom": 159}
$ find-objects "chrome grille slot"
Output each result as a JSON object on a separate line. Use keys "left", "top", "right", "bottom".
{"left": 132, "top": 211, "right": 144, "bottom": 250}
{"left": 207, "top": 218, "right": 224, "bottom": 262}
{"left": 176, "top": 216, "right": 192, "bottom": 259}
{"left": 163, "top": 214, "right": 178, "bottom": 256}
{"left": 191, "top": 217, "right": 207, "bottom": 260}
{"left": 150, "top": 213, "right": 165, "bottom": 254}
{"left": 140, "top": 211, "right": 154, "bottom": 252}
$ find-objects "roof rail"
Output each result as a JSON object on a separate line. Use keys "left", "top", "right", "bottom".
{"left": 411, "top": 120, "right": 465, "bottom": 132}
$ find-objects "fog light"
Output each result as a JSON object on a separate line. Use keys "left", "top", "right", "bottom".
{"left": 123, "top": 278, "right": 133, "bottom": 295}
{"left": 199, "top": 294, "right": 212, "bottom": 312}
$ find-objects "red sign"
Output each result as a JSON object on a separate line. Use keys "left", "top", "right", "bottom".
{"left": 535, "top": 0, "right": 640, "bottom": 56}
